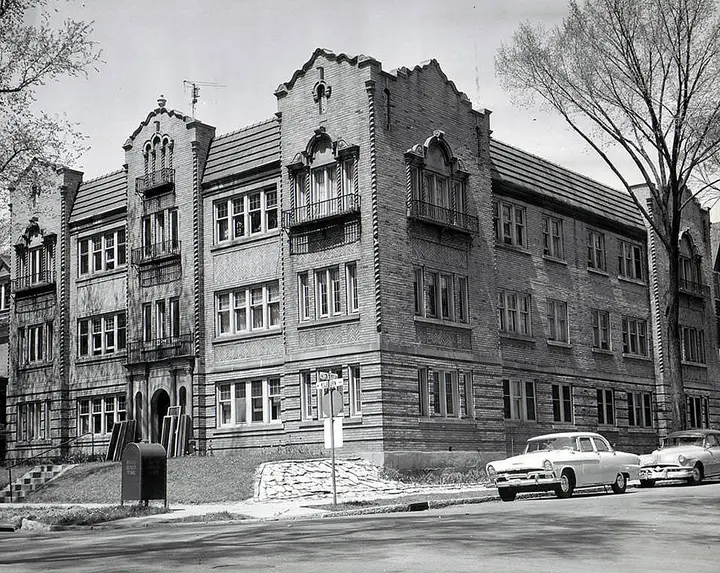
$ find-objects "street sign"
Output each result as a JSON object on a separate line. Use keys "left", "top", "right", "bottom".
{"left": 320, "top": 385, "right": 344, "bottom": 418}
{"left": 324, "top": 417, "right": 343, "bottom": 449}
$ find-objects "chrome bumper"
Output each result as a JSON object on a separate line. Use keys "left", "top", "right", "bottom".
{"left": 493, "top": 475, "right": 559, "bottom": 490}
{"left": 639, "top": 466, "right": 693, "bottom": 480}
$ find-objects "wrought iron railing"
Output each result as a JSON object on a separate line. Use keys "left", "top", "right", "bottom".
{"left": 135, "top": 168, "right": 175, "bottom": 195}
{"left": 679, "top": 277, "right": 710, "bottom": 297}
{"left": 131, "top": 240, "right": 181, "bottom": 265}
{"left": 408, "top": 199, "right": 479, "bottom": 234}
{"left": 12, "top": 271, "right": 55, "bottom": 293}
{"left": 283, "top": 194, "right": 360, "bottom": 228}
{"left": 126, "top": 334, "right": 193, "bottom": 364}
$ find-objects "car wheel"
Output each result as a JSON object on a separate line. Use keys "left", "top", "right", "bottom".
{"left": 687, "top": 464, "right": 703, "bottom": 485}
{"left": 611, "top": 472, "right": 627, "bottom": 494}
{"left": 554, "top": 470, "right": 575, "bottom": 499}
{"left": 498, "top": 488, "right": 517, "bottom": 502}
{"left": 639, "top": 479, "right": 655, "bottom": 488}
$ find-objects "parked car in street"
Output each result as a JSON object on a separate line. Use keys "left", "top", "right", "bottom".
{"left": 486, "top": 432, "right": 641, "bottom": 501}
{"left": 638, "top": 429, "right": 720, "bottom": 487}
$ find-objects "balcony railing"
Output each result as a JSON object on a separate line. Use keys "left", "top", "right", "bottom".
{"left": 12, "top": 271, "right": 55, "bottom": 295}
{"left": 679, "top": 277, "right": 710, "bottom": 297}
{"left": 283, "top": 194, "right": 360, "bottom": 229}
{"left": 408, "top": 199, "right": 479, "bottom": 234}
{"left": 135, "top": 168, "right": 175, "bottom": 196}
{"left": 131, "top": 240, "right": 181, "bottom": 265}
{"left": 126, "top": 334, "right": 193, "bottom": 364}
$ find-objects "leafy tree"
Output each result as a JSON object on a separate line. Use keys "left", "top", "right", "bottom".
{"left": 496, "top": 0, "right": 720, "bottom": 431}
{"left": 0, "top": 0, "right": 100, "bottom": 248}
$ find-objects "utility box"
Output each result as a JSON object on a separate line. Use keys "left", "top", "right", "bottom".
{"left": 121, "top": 442, "right": 167, "bottom": 506}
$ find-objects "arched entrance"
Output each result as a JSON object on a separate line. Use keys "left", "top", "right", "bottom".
{"left": 150, "top": 388, "right": 170, "bottom": 443}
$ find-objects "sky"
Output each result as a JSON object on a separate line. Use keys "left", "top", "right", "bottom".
{"left": 29, "top": 0, "right": 705, "bottom": 214}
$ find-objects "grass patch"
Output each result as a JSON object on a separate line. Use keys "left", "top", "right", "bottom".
{"left": 380, "top": 466, "right": 489, "bottom": 486}
{"left": 0, "top": 504, "right": 167, "bottom": 529}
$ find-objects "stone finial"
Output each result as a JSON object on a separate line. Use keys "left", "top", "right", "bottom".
{"left": 157, "top": 94, "right": 167, "bottom": 108}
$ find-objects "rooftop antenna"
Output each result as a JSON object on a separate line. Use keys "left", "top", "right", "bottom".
{"left": 183, "top": 80, "right": 225, "bottom": 118}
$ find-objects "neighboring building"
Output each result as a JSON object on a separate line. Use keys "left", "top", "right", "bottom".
{"left": 0, "top": 254, "right": 9, "bottom": 460}
{"left": 4, "top": 49, "right": 719, "bottom": 467}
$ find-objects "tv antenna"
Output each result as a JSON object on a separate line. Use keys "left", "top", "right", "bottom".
{"left": 183, "top": 80, "right": 225, "bottom": 117}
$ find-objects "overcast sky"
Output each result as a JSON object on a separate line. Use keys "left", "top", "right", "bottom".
{"left": 32, "top": 0, "right": 714, "bottom": 217}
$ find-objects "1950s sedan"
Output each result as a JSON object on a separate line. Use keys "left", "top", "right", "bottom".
{"left": 638, "top": 429, "right": 720, "bottom": 487}
{"left": 486, "top": 432, "right": 640, "bottom": 501}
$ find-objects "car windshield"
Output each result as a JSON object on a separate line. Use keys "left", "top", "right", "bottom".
{"left": 664, "top": 436, "right": 704, "bottom": 448}
{"left": 525, "top": 437, "right": 576, "bottom": 452}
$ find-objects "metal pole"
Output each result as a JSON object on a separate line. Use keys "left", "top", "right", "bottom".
{"left": 329, "top": 387, "right": 337, "bottom": 507}
{"left": 7, "top": 468, "right": 11, "bottom": 503}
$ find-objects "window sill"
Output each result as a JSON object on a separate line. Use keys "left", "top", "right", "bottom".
{"left": 214, "top": 422, "right": 285, "bottom": 433}
{"left": 418, "top": 416, "right": 476, "bottom": 424}
{"left": 414, "top": 316, "right": 472, "bottom": 329}
{"left": 495, "top": 242, "right": 531, "bottom": 256}
{"left": 503, "top": 418, "right": 538, "bottom": 425}
{"left": 627, "top": 426, "right": 656, "bottom": 432}
{"left": 542, "top": 255, "right": 567, "bottom": 266}
{"left": 681, "top": 361, "right": 707, "bottom": 369}
{"left": 591, "top": 347, "right": 614, "bottom": 356}
{"left": 499, "top": 332, "right": 535, "bottom": 343}
{"left": 15, "top": 439, "right": 52, "bottom": 446}
{"left": 76, "top": 352, "right": 127, "bottom": 365}
{"left": 18, "top": 362, "right": 53, "bottom": 372}
{"left": 622, "top": 353, "right": 651, "bottom": 362}
{"left": 618, "top": 275, "right": 646, "bottom": 287}
{"left": 76, "top": 266, "right": 127, "bottom": 285}
{"left": 587, "top": 267, "right": 609, "bottom": 278}
{"left": 298, "top": 313, "right": 360, "bottom": 330}
{"left": 547, "top": 340, "right": 572, "bottom": 348}
{"left": 211, "top": 229, "right": 280, "bottom": 252}
{"left": 213, "top": 328, "right": 281, "bottom": 344}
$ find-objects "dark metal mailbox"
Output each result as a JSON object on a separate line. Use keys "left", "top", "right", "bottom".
{"left": 121, "top": 442, "right": 167, "bottom": 506}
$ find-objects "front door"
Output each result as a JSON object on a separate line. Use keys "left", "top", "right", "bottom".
{"left": 150, "top": 389, "right": 170, "bottom": 443}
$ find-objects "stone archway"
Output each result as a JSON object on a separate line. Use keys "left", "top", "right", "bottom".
{"left": 150, "top": 388, "right": 170, "bottom": 443}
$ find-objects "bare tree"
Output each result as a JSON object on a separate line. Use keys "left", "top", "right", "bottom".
{"left": 0, "top": 0, "right": 101, "bottom": 249}
{"left": 496, "top": 0, "right": 720, "bottom": 432}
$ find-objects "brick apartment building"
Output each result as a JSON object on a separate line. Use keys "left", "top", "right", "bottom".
{"left": 3, "top": 49, "right": 719, "bottom": 468}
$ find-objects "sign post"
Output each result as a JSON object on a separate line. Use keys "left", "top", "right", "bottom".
{"left": 318, "top": 372, "right": 343, "bottom": 506}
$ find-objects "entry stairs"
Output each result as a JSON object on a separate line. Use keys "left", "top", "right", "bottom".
{"left": 0, "top": 464, "right": 73, "bottom": 503}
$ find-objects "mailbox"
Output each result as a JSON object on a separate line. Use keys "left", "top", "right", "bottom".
{"left": 121, "top": 442, "right": 167, "bottom": 506}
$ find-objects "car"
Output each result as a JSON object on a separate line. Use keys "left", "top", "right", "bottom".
{"left": 485, "top": 431, "right": 641, "bottom": 502}
{"left": 638, "top": 429, "right": 720, "bottom": 487}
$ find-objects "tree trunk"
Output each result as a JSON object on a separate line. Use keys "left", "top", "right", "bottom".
{"left": 665, "top": 232, "right": 687, "bottom": 432}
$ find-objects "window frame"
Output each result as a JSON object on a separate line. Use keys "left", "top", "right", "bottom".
{"left": 78, "top": 313, "right": 127, "bottom": 357}
{"left": 596, "top": 388, "right": 615, "bottom": 426}
{"left": 587, "top": 229, "right": 606, "bottom": 272}
{"left": 542, "top": 215, "right": 564, "bottom": 260}
{"left": 628, "top": 391, "right": 653, "bottom": 427}
{"left": 216, "top": 378, "right": 282, "bottom": 427}
{"left": 547, "top": 299, "right": 569, "bottom": 343}
{"left": 498, "top": 289, "right": 531, "bottom": 335}
{"left": 78, "top": 228, "right": 126, "bottom": 276}
{"left": 493, "top": 200, "right": 526, "bottom": 248}
{"left": 681, "top": 326, "right": 706, "bottom": 364}
{"left": 618, "top": 240, "right": 644, "bottom": 281}
{"left": 503, "top": 379, "right": 537, "bottom": 421}
{"left": 551, "top": 383, "right": 573, "bottom": 423}
{"left": 622, "top": 316, "right": 648, "bottom": 357}
{"left": 215, "top": 282, "right": 281, "bottom": 336}
{"left": 214, "top": 187, "right": 279, "bottom": 244}
{"left": 591, "top": 309, "right": 611, "bottom": 350}
{"left": 77, "top": 395, "right": 126, "bottom": 435}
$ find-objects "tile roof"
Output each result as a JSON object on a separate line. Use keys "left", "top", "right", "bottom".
{"left": 489, "top": 139, "right": 644, "bottom": 231}
{"left": 202, "top": 118, "right": 280, "bottom": 186}
{"left": 69, "top": 170, "right": 127, "bottom": 224}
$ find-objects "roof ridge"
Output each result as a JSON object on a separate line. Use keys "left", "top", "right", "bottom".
{"left": 80, "top": 168, "right": 125, "bottom": 186}
{"left": 212, "top": 117, "right": 279, "bottom": 142}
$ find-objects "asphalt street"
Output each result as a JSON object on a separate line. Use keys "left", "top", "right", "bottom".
{"left": 1, "top": 482, "right": 719, "bottom": 572}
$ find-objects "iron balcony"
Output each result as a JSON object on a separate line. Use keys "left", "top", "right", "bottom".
{"left": 283, "top": 194, "right": 360, "bottom": 229}
{"left": 135, "top": 168, "right": 175, "bottom": 196}
{"left": 408, "top": 199, "right": 479, "bottom": 234}
{"left": 131, "top": 240, "right": 181, "bottom": 265}
{"left": 126, "top": 334, "right": 193, "bottom": 364}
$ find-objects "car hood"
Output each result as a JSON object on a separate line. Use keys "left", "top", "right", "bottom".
{"left": 640, "top": 445, "right": 703, "bottom": 465}
{"left": 487, "top": 450, "right": 566, "bottom": 472}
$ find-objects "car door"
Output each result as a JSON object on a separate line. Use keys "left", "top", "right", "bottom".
{"left": 592, "top": 436, "right": 617, "bottom": 483}
{"left": 703, "top": 434, "right": 720, "bottom": 477}
{"left": 575, "top": 436, "right": 601, "bottom": 486}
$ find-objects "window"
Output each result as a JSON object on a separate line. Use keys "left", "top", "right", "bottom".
{"left": 618, "top": 241, "right": 643, "bottom": 280}
{"left": 298, "top": 273, "right": 310, "bottom": 321}
{"left": 460, "top": 371, "right": 474, "bottom": 418}
{"left": 415, "top": 267, "right": 468, "bottom": 322}
{"left": 587, "top": 229, "right": 606, "bottom": 271}
{"left": 214, "top": 187, "right": 278, "bottom": 243}
{"left": 348, "top": 365, "right": 362, "bottom": 417}
{"left": 547, "top": 299, "right": 569, "bottom": 343}
{"left": 497, "top": 290, "right": 531, "bottom": 335}
{"left": 78, "top": 395, "right": 126, "bottom": 435}
{"left": 18, "top": 322, "right": 53, "bottom": 365}
{"left": 78, "top": 313, "right": 126, "bottom": 357}
{"left": 216, "top": 282, "right": 280, "bottom": 336}
{"left": 591, "top": 310, "right": 610, "bottom": 350}
{"left": 413, "top": 268, "right": 423, "bottom": 316}
{"left": 503, "top": 380, "right": 536, "bottom": 421}
{"left": 687, "top": 395, "right": 709, "bottom": 429}
{"left": 622, "top": 317, "right": 647, "bottom": 356}
{"left": 493, "top": 200, "right": 526, "bottom": 247}
{"left": 426, "top": 271, "right": 438, "bottom": 318}
{"left": 79, "top": 228, "right": 126, "bottom": 276}
{"left": 552, "top": 384, "right": 573, "bottom": 423}
{"left": 542, "top": 216, "right": 564, "bottom": 259}
{"left": 597, "top": 388, "right": 615, "bottom": 425}
{"left": 316, "top": 367, "right": 343, "bottom": 420}
{"left": 216, "top": 378, "right": 282, "bottom": 426}
{"left": 155, "top": 300, "right": 166, "bottom": 340}
{"left": 0, "top": 282, "right": 8, "bottom": 310}
{"left": 681, "top": 326, "right": 706, "bottom": 364}
{"left": 346, "top": 263, "right": 359, "bottom": 314}
{"left": 27, "top": 324, "right": 44, "bottom": 363}
{"left": 440, "top": 274, "right": 453, "bottom": 320}
{"left": 17, "top": 401, "right": 49, "bottom": 442}
{"left": 628, "top": 392, "right": 653, "bottom": 427}
{"left": 142, "top": 303, "right": 152, "bottom": 342}
{"left": 18, "top": 243, "right": 53, "bottom": 286}
{"left": 140, "top": 209, "right": 177, "bottom": 258}
{"left": 417, "top": 368, "right": 463, "bottom": 418}
{"left": 300, "top": 371, "right": 313, "bottom": 421}
{"left": 170, "top": 298, "right": 180, "bottom": 339}
{"left": 457, "top": 277, "right": 469, "bottom": 323}
{"left": 315, "top": 267, "right": 341, "bottom": 318}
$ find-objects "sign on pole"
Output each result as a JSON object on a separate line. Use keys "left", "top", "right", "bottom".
{"left": 324, "top": 417, "right": 343, "bottom": 448}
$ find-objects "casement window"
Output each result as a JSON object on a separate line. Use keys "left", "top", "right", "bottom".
{"left": 78, "top": 313, "right": 126, "bottom": 357}
{"left": 316, "top": 267, "right": 342, "bottom": 318}
{"left": 141, "top": 209, "right": 178, "bottom": 256}
{"left": 415, "top": 267, "right": 469, "bottom": 323}
{"left": 547, "top": 299, "right": 569, "bottom": 343}
{"left": 17, "top": 401, "right": 49, "bottom": 442}
{"left": 216, "top": 282, "right": 280, "bottom": 336}
{"left": 18, "top": 243, "right": 53, "bottom": 286}
{"left": 78, "top": 228, "right": 126, "bottom": 276}
{"left": 300, "top": 371, "right": 313, "bottom": 420}
{"left": 457, "top": 277, "right": 469, "bottom": 323}
{"left": 214, "top": 187, "right": 278, "bottom": 243}
{"left": 591, "top": 309, "right": 610, "bottom": 350}
{"left": 503, "top": 380, "right": 537, "bottom": 421}
{"left": 346, "top": 263, "right": 359, "bottom": 314}
{"left": 587, "top": 229, "right": 606, "bottom": 271}
{"left": 679, "top": 256, "right": 702, "bottom": 291}
{"left": 78, "top": 395, "right": 126, "bottom": 435}
{"left": 618, "top": 241, "right": 643, "bottom": 280}
{"left": 0, "top": 282, "right": 8, "bottom": 310}
{"left": 597, "top": 388, "right": 615, "bottom": 425}
{"left": 687, "top": 395, "right": 709, "bottom": 429}
{"left": 497, "top": 290, "right": 531, "bottom": 335}
{"left": 155, "top": 300, "right": 166, "bottom": 340}
{"left": 493, "top": 200, "right": 526, "bottom": 247}
{"left": 622, "top": 317, "right": 647, "bottom": 356}
{"left": 142, "top": 304, "right": 152, "bottom": 342}
{"left": 628, "top": 392, "right": 653, "bottom": 427}
{"left": 418, "top": 368, "right": 461, "bottom": 418}
{"left": 459, "top": 371, "right": 474, "bottom": 418}
{"left": 348, "top": 365, "right": 362, "bottom": 417}
{"left": 552, "top": 384, "right": 573, "bottom": 423}
{"left": 298, "top": 273, "right": 310, "bottom": 321}
{"left": 18, "top": 322, "right": 53, "bottom": 364}
{"left": 542, "top": 215, "right": 564, "bottom": 259}
{"left": 681, "top": 326, "right": 706, "bottom": 364}
{"left": 217, "top": 378, "right": 282, "bottom": 426}
{"left": 170, "top": 298, "right": 180, "bottom": 339}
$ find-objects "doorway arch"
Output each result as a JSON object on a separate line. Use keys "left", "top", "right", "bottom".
{"left": 150, "top": 388, "right": 170, "bottom": 443}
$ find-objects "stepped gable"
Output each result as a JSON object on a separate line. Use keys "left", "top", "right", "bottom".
{"left": 385, "top": 60, "right": 474, "bottom": 106}
{"left": 69, "top": 169, "right": 127, "bottom": 224}
{"left": 490, "top": 138, "right": 644, "bottom": 231}
{"left": 202, "top": 117, "right": 280, "bottom": 186}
